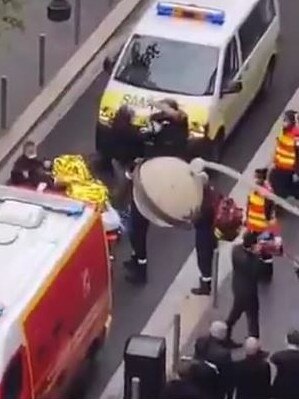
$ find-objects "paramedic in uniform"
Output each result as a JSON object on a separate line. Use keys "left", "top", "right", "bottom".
{"left": 124, "top": 99, "right": 189, "bottom": 284}
{"left": 270, "top": 110, "right": 299, "bottom": 199}
{"left": 246, "top": 168, "right": 276, "bottom": 282}
{"left": 191, "top": 172, "right": 220, "bottom": 296}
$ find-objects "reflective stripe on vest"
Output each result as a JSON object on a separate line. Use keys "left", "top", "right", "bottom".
{"left": 274, "top": 132, "right": 296, "bottom": 171}
{"left": 246, "top": 191, "right": 268, "bottom": 233}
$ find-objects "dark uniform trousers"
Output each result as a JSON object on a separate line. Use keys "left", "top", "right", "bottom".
{"left": 269, "top": 168, "right": 295, "bottom": 199}
{"left": 227, "top": 294, "right": 259, "bottom": 338}
{"left": 129, "top": 199, "right": 149, "bottom": 261}
{"left": 195, "top": 222, "right": 217, "bottom": 280}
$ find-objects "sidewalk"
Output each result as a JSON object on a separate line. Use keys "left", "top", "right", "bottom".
{"left": 180, "top": 91, "right": 299, "bottom": 361}
{"left": 182, "top": 231, "right": 299, "bottom": 359}
{"left": 0, "top": 0, "right": 120, "bottom": 127}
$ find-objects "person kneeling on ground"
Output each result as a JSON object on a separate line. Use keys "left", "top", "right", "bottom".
{"left": 10, "top": 141, "right": 54, "bottom": 190}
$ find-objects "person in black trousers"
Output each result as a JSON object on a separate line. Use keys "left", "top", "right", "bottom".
{"left": 226, "top": 232, "right": 262, "bottom": 348}
{"left": 124, "top": 198, "right": 150, "bottom": 284}
{"left": 233, "top": 337, "right": 271, "bottom": 399}
{"left": 271, "top": 329, "right": 299, "bottom": 399}
{"left": 124, "top": 99, "right": 189, "bottom": 284}
{"left": 192, "top": 172, "right": 220, "bottom": 296}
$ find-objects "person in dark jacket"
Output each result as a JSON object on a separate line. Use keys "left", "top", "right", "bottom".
{"left": 10, "top": 141, "right": 52, "bottom": 188}
{"left": 271, "top": 329, "right": 299, "bottom": 399}
{"left": 148, "top": 99, "right": 189, "bottom": 159}
{"left": 123, "top": 99, "right": 190, "bottom": 285}
{"left": 161, "top": 379, "right": 203, "bottom": 399}
{"left": 233, "top": 337, "right": 271, "bottom": 399}
{"left": 194, "top": 321, "right": 233, "bottom": 399}
{"left": 226, "top": 232, "right": 262, "bottom": 347}
{"left": 110, "top": 105, "right": 145, "bottom": 169}
{"left": 192, "top": 172, "right": 220, "bottom": 295}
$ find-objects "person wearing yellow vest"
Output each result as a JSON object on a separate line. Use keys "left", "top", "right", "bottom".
{"left": 246, "top": 168, "right": 276, "bottom": 283}
{"left": 247, "top": 168, "right": 276, "bottom": 233}
{"left": 270, "top": 110, "right": 299, "bottom": 199}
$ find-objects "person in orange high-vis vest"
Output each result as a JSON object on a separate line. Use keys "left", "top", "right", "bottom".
{"left": 246, "top": 168, "right": 277, "bottom": 283}
{"left": 247, "top": 168, "right": 276, "bottom": 234}
{"left": 270, "top": 110, "right": 299, "bottom": 199}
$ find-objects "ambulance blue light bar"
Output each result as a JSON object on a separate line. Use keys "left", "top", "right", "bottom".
{"left": 156, "top": 2, "right": 225, "bottom": 25}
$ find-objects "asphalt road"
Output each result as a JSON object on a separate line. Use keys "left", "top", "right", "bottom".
{"left": 37, "top": 0, "right": 299, "bottom": 396}
{"left": 0, "top": 0, "right": 120, "bottom": 126}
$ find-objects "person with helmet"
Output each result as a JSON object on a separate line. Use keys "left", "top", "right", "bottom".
{"left": 270, "top": 109, "right": 299, "bottom": 199}
{"left": 246, "top": 168, "right": 277, "bottom": 282}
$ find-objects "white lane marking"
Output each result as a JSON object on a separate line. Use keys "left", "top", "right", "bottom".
{"left": 100, "top": 89, "right": 299, "bottom": 399}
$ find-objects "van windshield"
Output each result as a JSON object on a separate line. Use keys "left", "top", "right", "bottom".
{"left": 114, "top": 34, "right": 219, "bottom": 96}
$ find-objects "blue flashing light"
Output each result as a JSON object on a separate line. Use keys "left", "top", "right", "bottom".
{"left": 156, "top": 2, "right": 225, "bottom": 25}
{"left": 157, "top": 2, "right": 173, "bottom": 16}
{"left": 66, "top": 204, "right": 85, "bottom": 216}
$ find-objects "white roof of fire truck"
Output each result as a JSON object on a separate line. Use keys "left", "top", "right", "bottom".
{"left": 0, "top": 186, "right": 98, "bottom": 374}
{"left": 134, "top": 0, "right": 262, "bottom": 47}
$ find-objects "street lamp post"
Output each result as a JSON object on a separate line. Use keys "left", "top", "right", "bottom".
{"left": 47, "top": 0, "right": 72, "bottom": 22}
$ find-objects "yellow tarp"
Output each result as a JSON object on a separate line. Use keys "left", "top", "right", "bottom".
{"left": 52, "top": 155, "right": 109, "bottom": 210}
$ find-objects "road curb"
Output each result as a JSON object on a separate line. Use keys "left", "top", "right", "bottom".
{"left": 0, "top": 0, "right": 145, "bottom": 170}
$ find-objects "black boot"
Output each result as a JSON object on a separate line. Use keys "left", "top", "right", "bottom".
{"left": 191, "top": 278, "right": 211, "bottom": 296}
{"left": 125, "top": 261, "right": 147, "bottom": 284}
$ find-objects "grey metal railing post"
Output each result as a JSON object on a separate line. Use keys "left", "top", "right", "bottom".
{"left": 172, "top": 313, "right": 181, "bottom": 374}
{"left": 1, "top": 76, "right": 8, "bottom": 130}
{"left": 74, "top": 0, "right": 81, "bottom": 45}
{"left": 131, "top": 376, "right": 140, "bottom": 399}
{"left": 211, "top": 248, "right": 220, "bottom": 308}
{"left": 38, "top": 34, "right": 46, "bottom": 87}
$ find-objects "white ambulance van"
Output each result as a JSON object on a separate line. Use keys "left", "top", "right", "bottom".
{"left": 97, "top": 0, "right": 280, "bottom": 161}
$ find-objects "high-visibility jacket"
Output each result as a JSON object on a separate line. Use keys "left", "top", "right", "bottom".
{"left": 274, "top": 128, "right": 299, "bottom": 171}
{"left": 246, "top": 183, "right": 276, "bottom": 233}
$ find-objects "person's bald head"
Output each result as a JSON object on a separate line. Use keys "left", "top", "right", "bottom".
{"left": 210, "top": 321, "right": 227, "bottom": 341}
{"left": 245, "top": 337, "right": 260, "bottom": 356}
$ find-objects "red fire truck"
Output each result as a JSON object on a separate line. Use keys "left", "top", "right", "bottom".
{"left": 0, "top": 185, "right": 112, "bottom": 399}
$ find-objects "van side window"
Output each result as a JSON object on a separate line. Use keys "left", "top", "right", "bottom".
{"left": 2, "top": 352, "right": 23, "bottom": 399}
{"left": 239, "top": 0, "right": 276, "bottom": 61}
{"left": 222, "top": 37, "right": 239, "bottom": 89}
